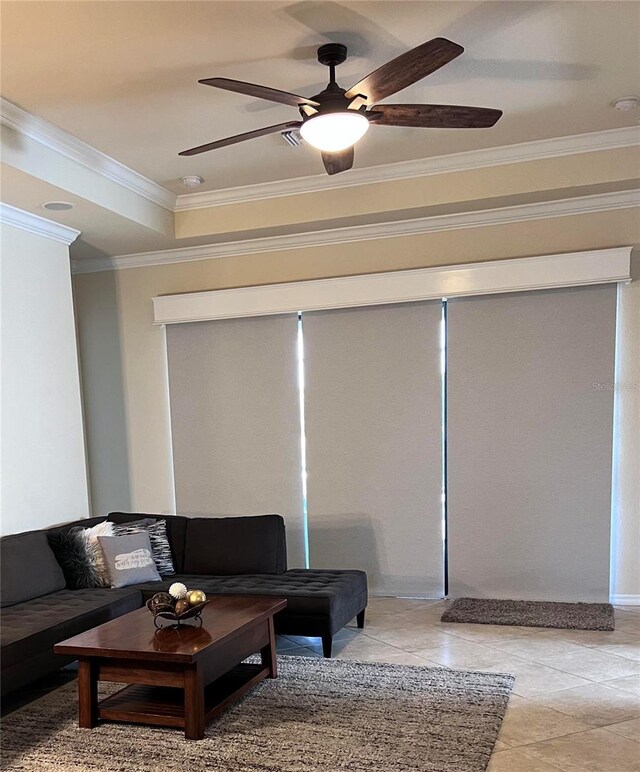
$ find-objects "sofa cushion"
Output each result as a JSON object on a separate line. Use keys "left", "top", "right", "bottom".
{"left": 182, "top": 515, "right": 286, "bottom": 575}
{"left": 0, "top": 587, "right": 142, "bottom": 668}
{"left": 1, "top": 531, "right": 66, "bottom": 608}
{"left": 109, "top": 513, "right": 188, "bottom": 574}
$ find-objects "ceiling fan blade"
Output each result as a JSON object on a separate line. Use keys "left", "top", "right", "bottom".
{"left": 370, "top": 103, "right": 503, "bottom": 128}
{"left": 345, "top": 38, "right": 464, "bottom": 104}
{"left": 199, "top": 77, "right": 319, "bottom": 108}
{"left": 179, "top": 121, "right": 302, "bottom": 156}
{"left": 321, "top": 147, "right": 354, "bottom": 175}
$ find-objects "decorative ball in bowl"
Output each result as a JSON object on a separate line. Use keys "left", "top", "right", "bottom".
{"left": 147, "top": 585, "right": 208, "bottom": 628}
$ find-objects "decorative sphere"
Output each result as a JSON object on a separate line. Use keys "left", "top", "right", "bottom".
{"left": 168, "top": 582, "right": 188, "bottom": 600}
{"left": 187, "top": 589, "right": 207, "bottom": 606}
{"left": 149, "top": 592, "right": 174, "bottom": 613}
{"left": 175, "top": 599, "right": 191, "bottom": 616}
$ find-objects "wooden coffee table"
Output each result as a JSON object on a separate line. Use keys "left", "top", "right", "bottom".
{"left": 54, "top": 595, "right": 287, "bottom": 740}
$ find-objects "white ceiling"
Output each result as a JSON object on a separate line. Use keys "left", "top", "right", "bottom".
{"left": 1, "top": 1, "right": 639, "bottom": 193}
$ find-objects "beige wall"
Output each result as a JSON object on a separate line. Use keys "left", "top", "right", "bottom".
{"left": 74, "top": 207, "right": 640, "bottom": 597}
{"left": 1, "top": 223, "right": 89, "bottom": 534}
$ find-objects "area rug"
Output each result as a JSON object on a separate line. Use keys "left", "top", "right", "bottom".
{"left": 1, "top": 656, "right": 514, "bottom": 772}
{"left": 442, "top": 597, "right": 615, "bottom": 631}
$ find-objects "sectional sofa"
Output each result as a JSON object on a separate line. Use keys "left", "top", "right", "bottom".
{"left": 0, "top": 512, "right": 367, "bottom": 696}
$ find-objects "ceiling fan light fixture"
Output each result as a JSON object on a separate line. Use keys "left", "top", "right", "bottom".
{"left": 300, "top": 111, "right": 369, "bottom": 152}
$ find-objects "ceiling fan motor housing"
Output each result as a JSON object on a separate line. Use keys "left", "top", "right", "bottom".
{"left": 307, "top": 44, "right": 363, "bottom": 118}
{"left": 317, "top": 43, "right": 348, "bottom": 67}
{"left": 307, "top": 82, "right": 351, "bottom": 115}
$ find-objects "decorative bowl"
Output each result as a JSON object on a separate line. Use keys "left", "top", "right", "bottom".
{"left": 146, "top": 597, "right": 209, "bottom": 628}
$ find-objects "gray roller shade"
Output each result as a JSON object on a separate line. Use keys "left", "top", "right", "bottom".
{"left": 303, "top": 302, "right": 444, "bottom": 597}
{"left": 166, "top": 315, "right": 305, "bottom": 567}
{"left": 447, "top": 285, "right": 617, "bottom": 602}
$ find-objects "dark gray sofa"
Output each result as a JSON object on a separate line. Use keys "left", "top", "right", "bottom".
{"left": 1, "top": 512, "right": 367, "bottom": 696}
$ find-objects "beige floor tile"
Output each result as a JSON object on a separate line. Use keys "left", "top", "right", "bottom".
{"left": 489, "top": 636, "right": 590, "bottom": 661}
{"left": 523, "top": 727, "right": 640, "bottom": 771}
{"left": 325, "top": 637, "right": 406, "bottom": 662}
{"left": 498, "top": 694, "right": 591, "bottom": 747}
{"left": 276, "top": 635, "right": 304, "bottom": 651}
{"left": 367, "top": 597, "right": 434, "bottom": 614}
{"left": 395, "top": 603, "right": 450, "bottom": 622}
{"left": 413, "top": 638, "right": 525, "bottom": 671}
{"left": 532, "top": 682, "right": 640, "bottom": 726}
{"left": 487, "top": 749, "right": 565, "bottom": 771}
{"left": 366, "top": 627, "right": 459, "bottom": 651}
{"left": 539, "top": 628, "right": 626, "bottom": 647}
{"left": 603, "top": 718, "right": 640, "bottom": 743}
{"left": 357, "top": 613, "right": 400, "bottom": 631}
{"left": 502, "top": 661, "right": 592, "bottom": 698}
{"left": 602, "top": 674, "right": 640, "bottom": 697}
{"left": 615, "top": 617, "right": 640, "bottom": 635}
{"left": 541, "top": 648, "right": 640, "bottom": 682}
{"left": 492, "top": 740, "right": 512, "bottom": 752}
{"left": 440, "top": 622, "right": 540, "bottom": 644}
{"left": 595, "top": 638, "right": 640, "bottom": 662}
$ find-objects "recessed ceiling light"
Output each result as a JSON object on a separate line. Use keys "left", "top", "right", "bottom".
{"left": 181, "top": 175, "right": 204, "bottom": 187}
{"left": 612, "top": 96, "right": 639, "bottom": 111}
{"left": 42, "top": 201, "right": 74, "bottom": 211}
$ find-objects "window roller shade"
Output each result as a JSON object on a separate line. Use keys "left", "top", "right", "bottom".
{"left": 302, "top": 302, "right": 445, "bottom": 597}
{"left": 166, "top": 315, "right": 305, "bottom": 568}
{"left": 447, "top": 285, "right": 617, "bottom": 602}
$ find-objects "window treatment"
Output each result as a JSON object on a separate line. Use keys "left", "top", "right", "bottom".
{"left": 302, "top": 302, "right": 445, "bottom": 597}
{"left": 446, "top": 285, "right": 617, "bottom": 601}
{"left": 166, "top": 315, "right": 306, "bottom": 568}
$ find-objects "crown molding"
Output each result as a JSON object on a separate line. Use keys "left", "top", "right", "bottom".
{"left": 73, "top": 188, "right": 640, "bottom": 274}
{"left": 0, "top": 97, "right": 176, "bottom": 211}
{"left": 175, "top": 125, "right": 640, "bottom": 211}
{"left": 3, "top": 95, "right": 637, "bottom": 219}
{"left": 0, "top": 202, "right": 81, "bottom": 245}
{"left": 152, "top": 247, "right": 632, "bottom": 325}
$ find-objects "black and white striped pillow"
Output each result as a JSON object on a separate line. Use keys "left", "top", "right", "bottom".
{"left": 112, "top": 519, "right": 175, "bottom": 576}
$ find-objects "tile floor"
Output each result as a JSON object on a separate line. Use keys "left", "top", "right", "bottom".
{"left": 277, "top": 598, "right": 640, "bottom": 771}
{"left": 2, "top": 598, "right": 639, "bottom": 771}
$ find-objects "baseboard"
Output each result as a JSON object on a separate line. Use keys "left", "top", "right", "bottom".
{"left": 610, "top": 594, "right": 640, "bottom": 606}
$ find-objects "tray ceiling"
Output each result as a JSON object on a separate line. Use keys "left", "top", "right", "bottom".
{"left": 1, "top": 1, "right": 639, "bottom": 193}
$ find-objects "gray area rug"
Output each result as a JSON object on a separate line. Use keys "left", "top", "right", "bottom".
{"left": 1, "top": 656, "right": 513, "bottom": 772}
{"left": 442, "top": 597, "right": 615, "bottom": 631}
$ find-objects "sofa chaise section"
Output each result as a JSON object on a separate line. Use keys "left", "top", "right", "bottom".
{"left": 130, "top": 568, "right": 368, "bottom": 657}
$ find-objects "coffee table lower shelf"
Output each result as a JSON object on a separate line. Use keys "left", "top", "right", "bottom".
{"left": 98, "top": 663, "right": 268, "bottom": 730}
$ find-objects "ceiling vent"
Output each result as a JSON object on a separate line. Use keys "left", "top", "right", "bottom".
{"left": 281, "top": 129, "right": 304, "bottom": 148}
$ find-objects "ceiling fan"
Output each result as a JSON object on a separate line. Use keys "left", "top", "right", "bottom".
{"left": 179, "top": 38, "right": 503, "bottom": 175}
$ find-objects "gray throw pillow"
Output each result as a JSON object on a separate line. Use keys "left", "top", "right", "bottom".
{"left": 97, "top": 532, "right": 161, "bottom": 588}
{"left": 112, "top": 519, "right": 175, "bottom": 576}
